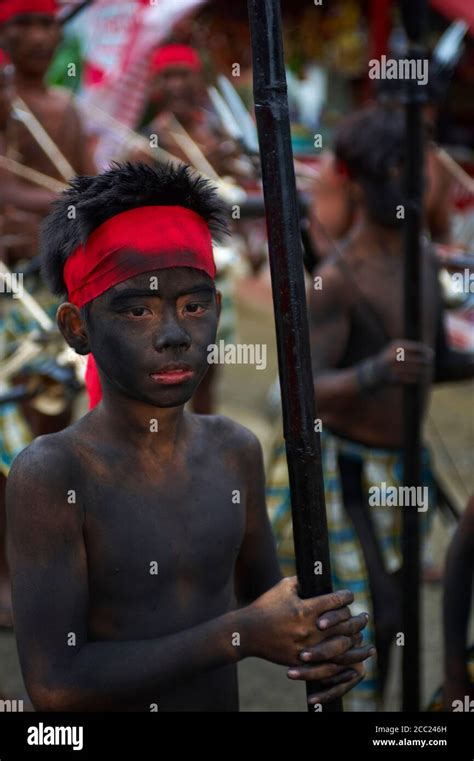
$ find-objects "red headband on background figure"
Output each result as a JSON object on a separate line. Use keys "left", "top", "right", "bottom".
{"left": 0, "top": 0, "right": 57, "bottom": 24}
{"left": 151, "top": 44, "right": 202, "bottom": 75}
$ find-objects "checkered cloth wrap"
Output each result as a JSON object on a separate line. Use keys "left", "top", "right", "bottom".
{"left": 265, "top": 427, "right": 436, "bottom": 711}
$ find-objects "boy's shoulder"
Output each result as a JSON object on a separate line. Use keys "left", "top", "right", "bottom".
{"left": 193, "top": 413, "right": 263, "bottom": 460}
{"left": 7, "top": 427, "right": 79, "bottom": 491}
{"left": 6, "top": 430, "right": 85, "bottom": 544}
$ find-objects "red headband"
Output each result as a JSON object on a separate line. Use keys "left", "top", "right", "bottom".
{"left": 63, "top": 205, "right": 216, "bottom": 308}
{"left": 0, "top": 0, "right": 57, "bottom": 24}
{"left": 151, "top": 44, "right": 202, "bottom": 75}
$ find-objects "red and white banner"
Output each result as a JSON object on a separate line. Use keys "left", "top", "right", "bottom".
{"left": 77, "top": 0, "right": 207, "bottom": 167}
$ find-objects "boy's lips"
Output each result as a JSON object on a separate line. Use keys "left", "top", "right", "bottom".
{"left": 150, "top": 363, "right": 195, "bottom": 385}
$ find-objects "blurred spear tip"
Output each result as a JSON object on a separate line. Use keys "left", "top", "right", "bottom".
{"left": 433, "top": 19, "right": 468, "bottom": 67}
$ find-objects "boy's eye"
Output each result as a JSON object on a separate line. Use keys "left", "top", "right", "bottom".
{"left": 122, "top": 306, "right": 151, "bottom": 318}
{"left": 184, "top": 302, "right": 207, "bottom": 315}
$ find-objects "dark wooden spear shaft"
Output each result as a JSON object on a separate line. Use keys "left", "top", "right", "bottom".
{"left": 247, "top": 0, "right": 341, "bottom": 713}
{"left": 400, "top": 0, "right": 427, "bottom": 712}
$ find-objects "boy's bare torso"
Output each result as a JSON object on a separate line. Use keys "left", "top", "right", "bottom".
{"left": 40, "top": 410, "right": 248, "bottom": 711}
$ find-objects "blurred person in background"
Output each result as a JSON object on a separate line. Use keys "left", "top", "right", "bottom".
{"left": 0, "top": 0, "right": 95, "bottom": 627}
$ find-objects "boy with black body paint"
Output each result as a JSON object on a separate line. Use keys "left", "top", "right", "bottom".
{"left": 6, "top": 163, "right": 372, "bottom": 711}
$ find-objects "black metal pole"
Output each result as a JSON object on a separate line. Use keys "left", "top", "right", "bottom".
{"left": 400, "top": 0, "right": 427, "bottom": 712}
{"left": 247, "top": 0, "right": 341, "bottom": 712}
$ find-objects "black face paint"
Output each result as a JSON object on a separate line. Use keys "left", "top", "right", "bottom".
{"left": 85, "top": 267, "right": 218, "bottom": 408}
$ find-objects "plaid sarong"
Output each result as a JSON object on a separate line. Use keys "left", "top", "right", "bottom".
{"left": 266, "top": 427, "right": 436, "bottom": 711}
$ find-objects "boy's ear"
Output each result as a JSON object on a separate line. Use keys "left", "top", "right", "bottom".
{"left": 56, "top": 303, "right": 91, "bottom": 356}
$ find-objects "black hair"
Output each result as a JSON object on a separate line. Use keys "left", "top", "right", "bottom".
{"left": 334, "top": 105, "right": 415, "bottom": 228}
{"left": 334, "top": 105, "right": 405, "bottom": 184}
{"left": 40, "top": 161, "right": 229, "bottom": 298}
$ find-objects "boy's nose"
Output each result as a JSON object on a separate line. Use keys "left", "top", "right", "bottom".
{"left": 153, "top": 318, "right": 191, "bottom": 352}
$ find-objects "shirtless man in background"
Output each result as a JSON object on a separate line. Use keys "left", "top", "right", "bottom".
{"left": 0, "top": 0, "right": 95, "bottom": 260}
{"left": 308, "top": 105, "right": 474, "bottom": 688}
